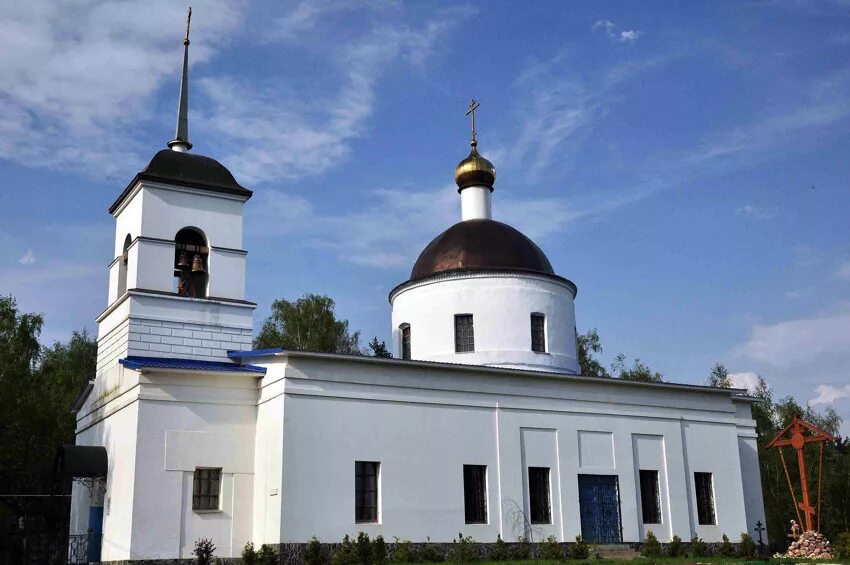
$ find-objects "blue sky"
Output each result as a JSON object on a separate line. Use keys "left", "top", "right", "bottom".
{"left": 1, "top": 1, "right": 849, "bottom": 432}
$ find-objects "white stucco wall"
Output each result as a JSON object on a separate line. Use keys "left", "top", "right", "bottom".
{"left": 251, "top": 355, "right": 761, "bottom": 545}
{"left": 129, "top": 377, "right": 258, "bottom": 560}
{"left": 391, "top": 273, "right": 579, "bottom": 373}
{"left": 73, "top": 353, "right": 764, "bottom": 560}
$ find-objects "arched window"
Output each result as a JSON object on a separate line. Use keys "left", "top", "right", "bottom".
{"left": 399, "top": 324, "right": 411, "bottom": 360}
{"left": 117, "top": 234, "right": 131, "bottom": 296}
{"left": 174, "top": 228, "right": 208, "bottom": 298}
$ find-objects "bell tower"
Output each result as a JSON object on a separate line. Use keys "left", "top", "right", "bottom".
{"left": 95, "top": 9, "right": 255, "bottom": 376}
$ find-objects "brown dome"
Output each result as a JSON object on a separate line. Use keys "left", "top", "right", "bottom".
{"left": 410, "top": 219, "right": 554, "bottom": 280}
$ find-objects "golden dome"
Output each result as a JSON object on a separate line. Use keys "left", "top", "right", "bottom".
{"left": 454, "top": 141, "right": 496, "bottom": 191}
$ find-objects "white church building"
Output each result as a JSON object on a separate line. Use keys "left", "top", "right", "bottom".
{"left": 63, "top": 16, "right": 766, "bottom": 563}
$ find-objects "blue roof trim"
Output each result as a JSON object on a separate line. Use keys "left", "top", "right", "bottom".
{"left": 227, "top": 348, "right": 283, "bottom": 359}
{"left": 119, "top": 356, "right": 266, "bottom": 373}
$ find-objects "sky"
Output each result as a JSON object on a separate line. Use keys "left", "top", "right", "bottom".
{"left": 1, "top": 1, "right": 849, "bottom": 433}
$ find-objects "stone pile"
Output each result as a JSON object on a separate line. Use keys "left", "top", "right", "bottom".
{"left": 775, "top": 530, "right": 834, "bottom": 559}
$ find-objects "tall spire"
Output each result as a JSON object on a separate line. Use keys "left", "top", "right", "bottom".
{"left": 168, "top": 7, "right": 193, "bottom": 152}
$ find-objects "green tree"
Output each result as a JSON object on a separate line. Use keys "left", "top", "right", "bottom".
{"left": 577, "top": 328, "right": 608, "bottom": 378}
{"left": 368, "top": 337, "right": 392, "bottom": 358}
{"left": 706, "top": 362, "right": 733, "bottom": 388}
{"left": 611, "top": 353, "right": 663, "bottom": 382}
{"left": 0, "top": 296, "right": 96, "bottom": 562}
{"left": 255, "top": 294, "right": 362, "bottom": 354}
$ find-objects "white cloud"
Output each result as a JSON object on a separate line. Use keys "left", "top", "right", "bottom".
{"left": 738, "top": 304, "right": 850, "bottom": 367}
{"left": 593, "top": 20, "right": 616, "bottom": 37}
{"left": 247, "top": 181, "right": 583, "bottom": 269}
{"left": 810, "top": 384, "right": 850, "bottom": 406}
{"left": 0, "top": 0, "right": 242, "bottom": 176}
{"left": 729, "top": 372, "right": 761, "bottom": 393}
{"left": 18, "top": 249, "right": 36, "bottom": 265}
{"left": 619, "top": 30, "right": 644, "bottom": 42}
{"left": 266, "top": 0, "right": 399, "bottom": 43}
{"left": 736, "top": 204, "right": 776, "bottom": 220}
{"left": 248, "top": 185, "right": 457, "bottom": 267}
{"left": 593, "top": 20, "right": 643, "bottom": 42}
{"left": 202, "top": 7, "right": 473, "bottom": 184}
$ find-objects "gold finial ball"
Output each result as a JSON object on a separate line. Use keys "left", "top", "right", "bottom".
{"left": 454, "top": 143, "right": 496, "bottom": 192}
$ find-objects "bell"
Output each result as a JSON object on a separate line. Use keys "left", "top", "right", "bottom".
{"left": 191, "top": 254, "right": 206, "bottom": 273}
{"left": 177, "top": 251, "right": 190, "bottom": 269}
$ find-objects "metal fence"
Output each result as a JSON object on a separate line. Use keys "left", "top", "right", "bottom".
{"left": 67, "top": 533, "right": 100, "bottom": 564}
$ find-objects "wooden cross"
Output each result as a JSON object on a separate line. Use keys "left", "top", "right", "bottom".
{"left": 766, "top": 415, "right": 835, "bottom": 532}
{"left": 466, "top": 99, "right": 480, "bottom": 143}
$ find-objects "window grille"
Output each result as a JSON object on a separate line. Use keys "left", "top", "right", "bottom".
{"left": 639, "top": 469, "right": 661, "bottom": 524}
{"left": 401, "top": 324, "right": 411, "bottom": 360}
{"left": 463, "top": 465, "right": 487, "bottom": 524}
{"left": 193, "top": 468, "right": 221, "bottom": 511}
{"left": 528, "top": 467, "right": 551, "bottom": 524}
{"left": 694, "top": 472, "right": 716, "bottom": 525}
{"left": 355, "top": 461, "right": 380, "bottom": 523}
{"left": 455, "top": 314, "right": 474, "bottom": 353}
{"left": 531, "top": 313, "right": 546, "bottom": 352}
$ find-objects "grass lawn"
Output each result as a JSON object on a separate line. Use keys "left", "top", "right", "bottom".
{"left": 388, "top": 557, "right": 850, "bottom": 565}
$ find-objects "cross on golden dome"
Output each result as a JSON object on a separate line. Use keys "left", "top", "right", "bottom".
{"left": 466, "top": 99, "right": 480, "bottom": 146}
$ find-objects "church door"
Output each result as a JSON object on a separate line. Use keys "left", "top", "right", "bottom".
{"left": 578, "top": 474, "right": 622, "bottom": 544}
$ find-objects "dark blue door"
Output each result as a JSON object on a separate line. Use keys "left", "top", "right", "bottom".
{"left": 578, "top": 474, "right": 622, "bottom": 543}
{"left": 87, "top": 506, "right": 103, "bottom": 562}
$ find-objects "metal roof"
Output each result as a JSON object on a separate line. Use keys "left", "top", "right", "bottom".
{"left": 227, "top": 348, "right": 751, "bottom": 398}
{"left": 119, "top": 356, "right": 265, "bottom": 374}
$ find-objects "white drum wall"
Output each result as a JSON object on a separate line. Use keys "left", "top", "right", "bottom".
{"left": 391, "top": 272, "right": 579, "bottom": 373}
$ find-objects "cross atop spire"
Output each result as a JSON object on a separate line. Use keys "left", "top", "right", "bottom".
{"left": 465, "top": 99, "right": 480, "bottom": 147}
{"left": 168, "top": 7, "right": 193, "bottom": 152}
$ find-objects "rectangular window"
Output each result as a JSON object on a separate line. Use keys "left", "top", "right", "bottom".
{"left": 531, "top": 313, "right": 546, "bottom": 352}
{"left": 694, "top": 472, "right": 716, "bottom": 525}
{"left": 401, "top": 324, "right": 411, "bottom": 360}
{"left": 528, "top": 467, "right": 551, "bottom": 524}
{"left": 463, "top": 465, "right": 488, "bottom": 524}
{"left": 192, "top": 468, "right": 221, "bottom": 511}
{"left": 455, "top": 314, "right": 475, "bottom": 353}
{"left": 639, "top": 470, "right": 661, "bottom": 524}
{"left": 355, "top": 461, "right": 380, "bottom": 523}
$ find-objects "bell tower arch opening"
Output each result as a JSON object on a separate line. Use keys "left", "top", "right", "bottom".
{"left": 174, "top": 227, "right": 209, "bottom": 298}
{"left": 117, "top": 234, "right": 131, "bottom": 296}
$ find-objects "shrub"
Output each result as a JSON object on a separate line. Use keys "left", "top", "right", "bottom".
{"left": 420, "top": 537, "right": 444, "bottom": 563}
{"left": 689, "top": 535, "right": 709, "bottom": 557}
{"left": 258, "top": 544, "right": 280, "bottom": 565}
{"left": 539, "top": 535, "right": 564, "bottom": 561}
{"left": 392, "top": 538, "right": 416, "bottom": 563}
{"left": 666, "top": 534, "right": 685, "bottom": 558}
{"left": 738, "top": 533, "right": 756, "bottom": 559}
{"left": 568, "top": 535, "right": 590, "bottom": 560}
{"left": 193, "top": 538, "right": 216, "bottom": 565}
{"left": 305, "top": 537, "right": 324, "bottom": 565}
{"left": 374, "top": 536, "right": 387, "bottom": 565}
{"left": 448, "top": 533, "right": 477, "bottom": 563}
{"left": 332, "top": 535, "right": 355, "bottom": 565}
{"left": 511, "top": 536, "right": 531, "bottom": 560}
{"left": 243, "top": 542, "right": 258, "bottom": 565}
{"left": 488, "top": 535, "right": 510, "bottom": 561}
{"left": 641, "top": 530, "right": 662, "bottom": 558}
{"left": 356, "top": 532, "right": 373, "bottom": 565}
{"left": 835, "top": 533, "right": 850, "bottom": 559}
{"left": 717, "top": 534, "right": 734, "bottom": 557}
